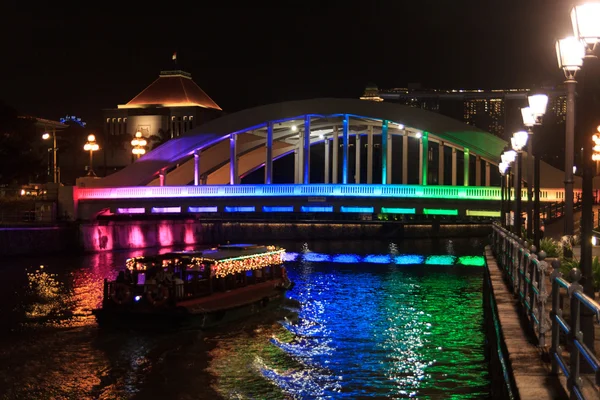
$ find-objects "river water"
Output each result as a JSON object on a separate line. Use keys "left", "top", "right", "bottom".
{"left": 0, "top": 238, "right": 489, "bottom": 399}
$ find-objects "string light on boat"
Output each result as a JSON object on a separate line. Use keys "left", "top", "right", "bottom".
{"left": 212, "top": 250, "right": 285, "bottom": 278}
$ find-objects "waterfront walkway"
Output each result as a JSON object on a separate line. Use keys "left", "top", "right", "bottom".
{"left": 485, "top": 246, "right": 568, "bottom": 399}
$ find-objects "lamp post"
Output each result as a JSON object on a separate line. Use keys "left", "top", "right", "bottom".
{"left": 570, "top": 0, "right": 600, "bottom": 358}
{"left": 42, "top": 131, "right": 58, "bottom": 184}
{"left": 521, "top": 107, "right": 535, "bottom": 240}
{"left": 499, "top": 162, "right": 509, "bottom": 228}
{"left": 84, "top": 134, "right": 99, "bottom": 176}
{"left": 556, "top": 36, "right": 586, "bottom": 236}
{"left": 524, "top": 94, "right": 548, "bottom": 250}
{"left": 131, "top": 131, "right": 147, "bottom": 159}
{"left": 502, "top": 150, "right": 517, "bottom": 229}
{"left": 512, "top": 131, "right": 529, "bottom": 237}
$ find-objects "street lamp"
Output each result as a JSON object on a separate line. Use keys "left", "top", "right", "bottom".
{"left": 569, "top": 0, "right": 600, "bottom": 357}
{"left": 84, "top": 134, "right": 100, "bottom": 176}
{"left": 501, "top": 150, "right": 516, "bottom": 229}
{"left": 522, "top": 94, "right": 548, "bottom": 249}
{"left": 42, "top": 131, "right": 58, "bottom": 183}
{"left": 131, "top": 131, "right": 147, "bottom": 159}
{"left": 511, "top": 131, "right": 529, "bottom": 237}
{"left": 557, "top": 36, "right": 585, "bottom": 237}
{"left": 499, "top": 162, "right": 509, "bottom": 227}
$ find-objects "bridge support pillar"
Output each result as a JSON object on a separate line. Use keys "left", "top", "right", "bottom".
{"left": 485, "top": 161, "right": 491, "bottom": 186}
{"left": 229, "top": 133, "right": 238, "bottom": 185}
{"left": 355, "top": 132, "right": 361, "bottom": 183}
{"left": 159, "top": 169, "right": 166, "bottom": 186}
{"left": 381, "top": 120, "right": 388, "bottom": 184}
{"left": 420, "top": 131, "right": 428, "bottom": 185}
{"left": 438, "top": 142, "right": 444, "bottom": 185}
{"left": 265, "top": 121, "right": 273, "bottom": 184}
{"left": 367, "top": 125, "right": 373, "bottom": 184}
{"left": 402, "top": 132, "right": 408, "bottom": 184}
{"left": 464, "top": 148, "right": 470, "bottom": 186}
{"left": 193, "top": 150, "right": 200, "bottom": 186}
{"left": 386, "top": 129, "right": 392, "bottom": 184}
{"left": 451, "top": 148, "right": 457, "bottom": 186}
{"left": 475, "top": 155, "right": 481, "bottom": 186}
{"left": 303, "top": 116, "right": 310, "bottom": 184}
{"left": 294, "top": 147, "right": 300, "bottom": 184}
{"left": 324, "top": 138, "right": 330, "bottom": 183}
{"left": 342, "top": 116, "right": 349, "bottom": 184}
{"left": 332, "top": 125, "right": 339, "bottom": 183}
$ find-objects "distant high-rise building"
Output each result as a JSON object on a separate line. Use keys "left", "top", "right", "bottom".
{"left": 360, "top": 85, "right": 567, "bottom": 140}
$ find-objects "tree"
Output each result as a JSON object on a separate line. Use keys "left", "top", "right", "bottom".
{"left": 0, "top": 102, "right": 46, "bottom": 185}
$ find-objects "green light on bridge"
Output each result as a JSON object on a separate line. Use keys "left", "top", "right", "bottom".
{"left": 457, "top": 256, "right": 486, "bottom": 267}
{"left": 466, "top": 210, "right": 501, "bottom": 217}
{"left": 381, "top": 207, "right": 416, "bottom": 214}
{"left": 423, "top": 208, "right": 459, "bottom": 216}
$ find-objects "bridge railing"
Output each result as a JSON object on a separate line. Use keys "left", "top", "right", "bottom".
{"left": 550, "top": 269, "right": 600, "bottom": 399}
{"left": 76, "top": 183, "right": 576, "bottom": 202}
{"left": 492, "top": 223, "right": 600, "bottom": 399}
{"left": 492, "top": 224, "right": 550, "bottom": 347}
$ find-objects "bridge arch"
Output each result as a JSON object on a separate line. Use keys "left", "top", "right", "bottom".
{"left": 88, "top": 98, "right": 507, "bottom": 188}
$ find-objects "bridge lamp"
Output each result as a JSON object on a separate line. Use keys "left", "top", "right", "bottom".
{"left": 131, "top": 131, "right": 147, "bottom": 159}
{"left": 511, "top": 131, "right": 528, "bottom": 237}
{"left": 83, "top": 134, "right": 100, "bottom": 176}
{"left": 415, "top": 131, "right": 422, "bottom": 139}
{"left": 556, "top": 37, "right": 585, "bottom": 237}
{"left": 291, "top": 125, "right": 297, "bottom": 132}
{"left": 569, "top": 1, "right": 600, "bottom": 355}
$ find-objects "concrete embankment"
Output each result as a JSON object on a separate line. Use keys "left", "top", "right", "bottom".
{"left": 484, "top": 245, "right": 568, "bottom": 399}
{"left": 79, "top": 219, "right": 491, "bottom": 252}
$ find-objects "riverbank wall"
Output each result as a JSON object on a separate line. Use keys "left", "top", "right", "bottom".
{"left": 79, "top": 219, "right": 491, "bottom": 253}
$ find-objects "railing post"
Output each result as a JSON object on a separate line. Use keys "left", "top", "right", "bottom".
{"left": 567, "top": 268, "right": 583, "bottom": 395}
{"left": 535, "top": 250, "right": 548, "bottom": 347}
{"left": 550, "top": 262, "right": 562, "bottom": 375}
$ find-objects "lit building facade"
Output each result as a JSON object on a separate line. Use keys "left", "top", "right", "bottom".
{"left": 361, "top": 85, "right": 567, "bottom": 140}
{"left": 102, "top": 64, "right": 223, "bottom": 174}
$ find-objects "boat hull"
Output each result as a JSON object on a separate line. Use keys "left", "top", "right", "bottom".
{"left": 93, "top": 280, "right": 295, "bottom": 330}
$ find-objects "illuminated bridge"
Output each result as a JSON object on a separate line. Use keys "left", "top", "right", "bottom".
{"left": 71, "top": 98, "right": 577, "bottom": 252}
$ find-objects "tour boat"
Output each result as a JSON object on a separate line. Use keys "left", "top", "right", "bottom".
{"left": 92, "top": 244, "right": 293, "bottom": 328}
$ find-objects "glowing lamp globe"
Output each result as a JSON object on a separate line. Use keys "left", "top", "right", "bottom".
{"left": 528, "top": 94, "right": 548, "bottom": 117}
{"left": 521, "top": 107, "right": 535, "bottom": 127}
{"left": 512, "top": 131, "right": 528, "bottom": 151}
{"left": 556, "top": 36, "right": 585, "bottom": 72}
{"left": 499, "top": 162, "right": 509, "bottom": 175}
{"left": 87, "top": 134, "right": 96, "bottom": 142}
{"left": 571, "top": 3, "right": 600, "bottom": 45}
{"left": 505, "top": 150, "right": 517, "bottom": 163}
{"left": 42, "top": 133, "right": 50, "bottom": 140}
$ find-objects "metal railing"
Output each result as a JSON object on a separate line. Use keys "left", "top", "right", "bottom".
{"left": 550, "top": 269, "right": 600, "bottom": 399}
{"left": 77, "top": 183, "right": 577, "bottom": 202}
{"left": 492, "top": 223, "right": 551, "bottom": 347}
{"left": 492, "top": 222, "right": 600, "bottom": 399}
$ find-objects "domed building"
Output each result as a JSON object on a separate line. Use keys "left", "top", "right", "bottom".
{"left": 101, "top": 55, "right": 223, "bottom": 174}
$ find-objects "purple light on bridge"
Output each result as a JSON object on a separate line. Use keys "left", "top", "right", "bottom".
{"left": 116, "top": 207, "right": 145, "bottom": 214}
{"left": 158, "top": 223, "right": 174, "bottom": 246}
{"left": 184, "top": 224, "right": 195, "bottom": 245}
{"left": 129, "top": 224, "right": 146, "bottom": 248}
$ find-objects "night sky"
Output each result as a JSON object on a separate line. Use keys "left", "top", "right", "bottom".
{"left": 2, "top": 1, "right": 574, "bottom": 130}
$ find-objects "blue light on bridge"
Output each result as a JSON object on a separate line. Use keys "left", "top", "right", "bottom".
{"left": 224, "top": 206, "right": 256, "bottom": 212}
{"left": 303, "top": 253, "right": 331, "bottom": 262}
{"left": 381, "top": 207, "right": 416, "bottom": 214}
{"left": 363, "top": 254, "right": 392, "bottom": 263}
{"left": 151, "top": 207, "right": 181, "bottom": 213}
{"left": 394, "top": 255, "right": 425, "bottom": 264}
{"left": 332, "top": 254, "right": 361, "bottom": 263}
{"left": 263, "top": 206, "right": 295, "bottom": 212}
{"left": 301, "top": 206, "right": 333, "bottom": 212}
{"left": 188, "top": 206, "right": 218, "bottom": 213}
{"left": 425, "top": 255, "right": 457, "bottom": 265}
{"left": 340, "top": 206, "right": 374, "bottom": 213}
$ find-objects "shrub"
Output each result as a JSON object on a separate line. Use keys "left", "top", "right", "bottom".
{"left": 540, "top": 237, "right": 562, "bottom": 258}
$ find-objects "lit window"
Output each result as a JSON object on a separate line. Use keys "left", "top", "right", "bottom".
{"left": 189, "top": 116, "right": 193, "bottom": 120}
{"left": 112, "top": 118, "right": 116, "bottom": 123}
{"left": 106, "top": 118, "right": 110, "bottom": 123}
{"left": 183, "top": 116, "right": 188, "bottom": 121}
